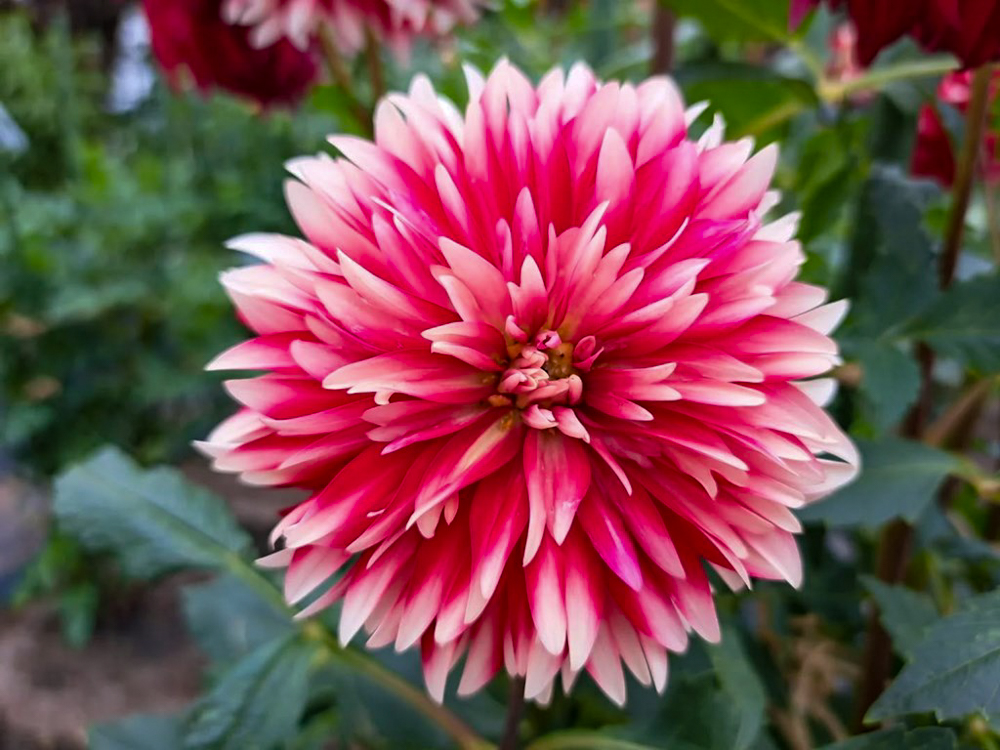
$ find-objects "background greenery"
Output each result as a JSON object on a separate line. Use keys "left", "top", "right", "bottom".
{"left": 3, "top": 1, "right": 1000, "bottom": 749}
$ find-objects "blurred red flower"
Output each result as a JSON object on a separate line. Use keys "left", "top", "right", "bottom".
{"left": 912, "top": 71, "right": 1000, "bottom": 187}
{"left": 792, "top": 0, "right": 1000, "bottom": 68}
{"left": 143, "top": 0, "right": 318, "bottom": 108}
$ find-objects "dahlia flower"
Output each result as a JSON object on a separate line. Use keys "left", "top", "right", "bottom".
{"left": 143, "top": 0, "right": 318, "bottom": 108}
{"left": 221, "top": 0, "right": 483, "bottom": 55}
{"left": 912, "top": 71, "right": 1000, "bottom": 187}
{"left": 201, "top": 61, "right": 859, "bottom": 705}
{"left": 792, "top": 0, "right": 1000, "bottom": 68}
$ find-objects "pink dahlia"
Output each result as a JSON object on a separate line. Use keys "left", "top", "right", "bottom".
{"left": 143, "top": 0, "right": 318, "bottom": 108}
{"left": 222, "top": 0, "right": 483, "bottom": 54}
{"left": 201, "top": 61, "right": 859, "bottom": 705}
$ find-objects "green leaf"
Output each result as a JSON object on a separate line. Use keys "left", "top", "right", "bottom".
{"left": 631, "top": 673, "right": 745, "bottom": 750}
{"left": 677, "top": 63, "right": 817, "bottom": 141}
{"left": 181, "top": 575, "right": 294, "bottom": 667}
{"left": 905, "top": 271, "right": 1000, "bottom": 372}
{"left": 184, "top": 634, "right": 317, "bottom": 750}
{"left": 868, "top": 589, "right": 1000, "bottom": 724}
{"left": 861, "top": 577, "right": 939, "bottom": 658}
{"left": 842, "top": 169, "right": 940, "bottom": 339}
{"left": 852, "top": 342, "right": 921, "bottom": 434}
{"left": 820, "top": 727, "right": 956, "bottom": 749}
{"left": 662, "top": 0, "right": 791, "bottom": 43}
{"left": 798, "top": 438, "right": 958, "bottom": 527}
{"left": 707, "top": 625, "right": 767, "bottom": 750}
{"left": 90, "top": 712, "right": 187, "bottom": 750}
{"left": 53, "top": 447, "right": 252, "bottom": 579}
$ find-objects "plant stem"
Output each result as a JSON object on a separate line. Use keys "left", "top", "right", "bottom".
{"left": 317, "top": 25, "right": 373, "bottom": 130}
{"left": 853, "top": 62, "right": 993, "bottom": 732}
{"left": 524, "top": 733, "right": 659, "bottom": 750}
{"left": 365, "top": 27, "right": 386, "bottom": 103}
{"left": 941, "top": 65, "right": 994, "bottom": 288}
{"left": 818, "top": 57, "right": 959, "bottom": 104}
{"left": 303, "top": 623, "right": 493, "bottom": 750}
{"left": 650, "top": 3, "right": 676, "bottom": 75}
{"left": 500, "top": 677, "right": 526, "bottom": 750}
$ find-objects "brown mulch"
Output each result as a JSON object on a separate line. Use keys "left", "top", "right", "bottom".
{"left": 0, "top": 462, "right": 306, "bottom": 749}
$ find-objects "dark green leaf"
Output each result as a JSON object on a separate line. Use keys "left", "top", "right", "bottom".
{"left": 181, "top": 575, "right": 294, "bottom": 666}
{"left": 53, "top": 447, "right": 252, "bottom": 579}
{"left": 90, "top": 712, "right": 187, "bottom": 750}
{"left": 798, "top": 438, "right": 958, "bottom": 527}
{"left": 631, "top": 673, "right": 745, "bottom": 750}
{"left": 821, "top": 727, "right": 956, "bottom": 749}
{"left": 868, "top": 590, "right": 1000, "bottom": 724}
{"left": 184, "top": 635, "right": 317, "bottom": 750}
{"left": 707, "top": 625, "right": 767, "bottom": 750}
{"left": 861, "top": 576, "right": 939, "bottom": 658}
{"left": 842, "top": 169, "right": 939, "bottom": 338}
{"left": 906, "top": 271, "right": 1000, "bottom": 372}
{"left": 852, "top": 342, "right": 921, "bottom": 433}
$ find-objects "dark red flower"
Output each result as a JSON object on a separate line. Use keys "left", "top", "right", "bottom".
{"left": 793, "top": 0, "right": 1000, "bottom": 68}
{"left": 143, "top": 0, "right": 318, "bottom": 108}
{"left": 911, "top": 71, "right": 1000, "bottom": 187}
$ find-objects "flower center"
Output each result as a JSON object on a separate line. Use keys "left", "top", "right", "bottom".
{"left": 492, "top": 327, "right": 602, "bottom": 414}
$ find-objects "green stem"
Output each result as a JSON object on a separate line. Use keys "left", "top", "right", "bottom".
{"left": 819, "top": 57, "right": 959, "bottom": 104}
{"left": 364, "top": 26, "right": 386, "bottom": 103}
{"left": 304, "top": 623, "right": 494, "bottom": 750}
{"left": 525, "top": 733, "right": 659, "bottom": 750}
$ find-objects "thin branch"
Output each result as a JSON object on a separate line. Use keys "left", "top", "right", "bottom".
{"left": 364, "top": 26, "right": 386, "bottom": 103}
{"left": 317, "top": 25, "right": 373, "bottom": 131}
{"left": 305, "top": 624, "right": 494, "bottom": 750}
{"left": 940, "top": 65, "right": 994, "bottom": 288}
{"left": 650, "top": 3, "right": 676, "bottom": 75}
{"left": 500, "top": 677, "right": 526, "bottom": 750}
{"left": 818, "top": 57, "right": 960, "bottom": 104}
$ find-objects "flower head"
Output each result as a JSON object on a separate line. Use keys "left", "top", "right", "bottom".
{"left": 912, "top": 71, "right": 1000, "bottom": 187}
{"left": 143, "top": 0, "right": 318, "bottom": 108}
{"left": 792, "top": 0, "right": 1000, "bottom": 68}
{"left": 202, "top": 61, "right": 859, "bottom": 705}
{"left": 222, "top": 0, "right": 484, "bottom": 55}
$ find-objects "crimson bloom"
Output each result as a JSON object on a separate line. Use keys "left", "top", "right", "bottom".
{"left": 201, "top": 62, "right": 859, "bottom": 704}
{"left": 792, "top": 0, "right": 1000, "bottom": 68}
{"left": 222, "top": 0, "right": 484, "bottom": 55}
{"left": 143, "top": 0, "right": 318, "bottom": 108}
{"left": 912, "top": 71, "right": 1000, "bottom": 187}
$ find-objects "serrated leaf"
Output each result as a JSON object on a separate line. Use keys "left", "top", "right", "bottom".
{"left": 906, "top": 271, "right": 1000, "bottom": 372}
{"left": 852, "top": 342, "right": 921, "bottom": 433}
{"left": 707, "top": 625, "right": 767, "bottom": 750}
{"left": 182, "top": 575, "right": 293, "bottom": 666}
{"left": 53, "top": 447, "right": 252, "bottom": 579}
{"left": 821, "top": 727, "right": 956, "bottom": 749}
{"left": 861, "top": 577, "right": 939, "bottom": 658}
{"left": 868, "top": 590, "right": 1000, "bottom": 724}
{"left": 798, "top": 438, "right": 958, "bottom": 527}
{"left": 843, "top": 169, "right": 940, "bottom": 339}
{"left": 90, "top": 712, "right": 187, "bottom": 750}
{"left": 184, "top": 634, "right": 316, "bottom": 750}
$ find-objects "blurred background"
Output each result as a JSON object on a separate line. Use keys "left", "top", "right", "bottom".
{"left": 2, "top": 1, "right": 1000, "bottom": 749}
